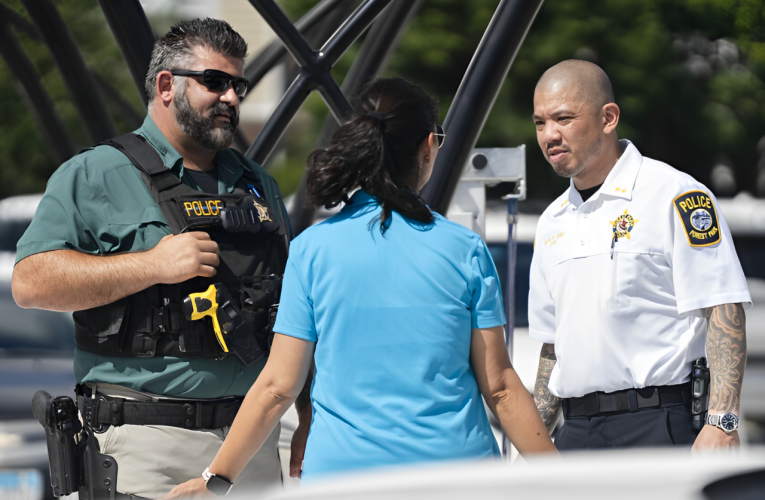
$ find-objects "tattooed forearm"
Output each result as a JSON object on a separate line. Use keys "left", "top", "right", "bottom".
{"left": 705, "top": 303, "right": 746, "bottom": 414}
{"left": 533, "top": 343, "right": 561, "bottom": 434}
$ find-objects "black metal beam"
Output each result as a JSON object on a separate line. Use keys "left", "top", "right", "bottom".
{"left": 1, "top": 3, "right": 144, "bottom": 130}
{"left": 0, "top": 3, "right": 42, "bottom": 40}
{"left": 98, "top": 0, "right": 155, "bottom": 107}
{"left": 281, "top": 0, "right": 361, "bottom": 91}
{"left": 318, "top": 0, "right": 393, "bottom": 66}
{"left": 23, "top": 0, "right": 118, "bottom": 143}
{"left": 247, "top": 0, "right": 315, "bottom": 68}
{"left": 246, "top": 74, "right": 316, "bottom": 166}
{"left": 243, "top": 0, "right": 355, "bottom": 92}
{"left": 245, "top": 0, "right": 392, "bottom": 165}
{"left": 91, "top": 73, "right": 144, "bottom": 130}
{"left": 421, "top": 0, "right": 544, "bottom": 215}
{"left": 289, "top": 0, "right": 424, "bottom": 234}
{"left": 0, "top": 18, "right": 75, "bottom": 164}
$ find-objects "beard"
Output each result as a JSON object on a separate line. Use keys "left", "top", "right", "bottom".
{"left": 174, "top": 88, "right": 239, "bottom": 151}
{"left": 550, "top": 134, "right": 603, "bottom": 179}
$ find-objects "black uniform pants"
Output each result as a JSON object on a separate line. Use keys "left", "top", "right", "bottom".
{"left": 555, "top": 404, "right": 700, "bottom": 450}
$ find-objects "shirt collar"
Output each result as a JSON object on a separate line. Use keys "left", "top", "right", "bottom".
{"left": 553, "top": 139, "right": 642, "bottom": 215}
{"left": 136, "top": 115, "right": 183, "bottom": 172}
{"left": 137, "top": 115, "right": 246, "bottom": 193}
{"left": 347, "top": 189, "right": 379, "bottom": 206}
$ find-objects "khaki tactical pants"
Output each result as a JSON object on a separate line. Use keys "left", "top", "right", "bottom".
{"left": 94, "top": 422, "right": 282, "bottom": 499}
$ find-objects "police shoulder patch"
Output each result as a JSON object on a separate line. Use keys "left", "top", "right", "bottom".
{"left": 673, "top": 190, "right": 720, "bottom": 247}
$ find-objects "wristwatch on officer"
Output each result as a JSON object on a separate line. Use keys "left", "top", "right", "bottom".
{"left": 203, "top": 467, "right": 233, "bottom": 496}
{"left": 706, "top": 412, "right": 739, "bottom": 433}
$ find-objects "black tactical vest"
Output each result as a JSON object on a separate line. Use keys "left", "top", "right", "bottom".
{"left": 73, "top": 134, "right": 288, "bottom": 364}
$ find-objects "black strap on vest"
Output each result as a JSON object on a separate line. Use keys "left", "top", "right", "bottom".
{"left": 103, "top": 134, "right": 182, "bottom": 193}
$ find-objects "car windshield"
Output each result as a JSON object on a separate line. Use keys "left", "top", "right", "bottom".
{"left": 0, "top": 285, "right": 74, "bottom": 354}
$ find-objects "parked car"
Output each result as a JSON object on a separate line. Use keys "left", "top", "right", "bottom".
{"left": 261, "top": 447, "right": 765, "bottom": 500}
{"left": 0, "top": 194, "right": 43, "bottom": 282}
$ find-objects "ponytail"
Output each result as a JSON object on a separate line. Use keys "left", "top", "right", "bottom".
{"left": 306, "top": 78, "right": 438, "bottom": 233}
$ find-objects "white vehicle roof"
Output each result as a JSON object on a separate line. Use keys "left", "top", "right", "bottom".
{"left": 0, "top": 194, "right": 44, "bottom": 221}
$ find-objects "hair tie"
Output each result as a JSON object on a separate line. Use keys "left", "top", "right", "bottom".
{"left": 368, "top": 111, "right": 384, "bottom": 123}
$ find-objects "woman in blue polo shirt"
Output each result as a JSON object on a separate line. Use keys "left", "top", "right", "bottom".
{"left": 167, "top": 78, "right": 555, "bottom": 497}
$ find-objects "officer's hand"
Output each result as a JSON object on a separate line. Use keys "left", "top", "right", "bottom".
{"left": 160, "top": 477, "right": 213, "bottom": 500}
{"left": 692, "top": 425, "right": 740, "bottom": 452}
{"left": 150, "top": 233, "right": 220, "bottom": 283}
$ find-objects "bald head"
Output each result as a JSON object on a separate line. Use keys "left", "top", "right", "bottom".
{"left": 536, "top": 60, "right": 614, "bottom": 111}
{"left": 532, "top": 60, "right": 623, "bottom": 188}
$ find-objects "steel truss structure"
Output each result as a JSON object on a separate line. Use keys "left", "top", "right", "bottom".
{"left": 2, "top": 0, "right": 543, "bottom": 233}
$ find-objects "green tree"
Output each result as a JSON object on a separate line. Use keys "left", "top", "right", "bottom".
{"left": 284, "top": 0, "right": 765, "bottom": 200}
{"left": 0, "top": 0, "right": 143, "bottom": 198}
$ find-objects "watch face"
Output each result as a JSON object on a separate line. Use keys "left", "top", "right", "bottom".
{"left": 206, "top": 475, "right": 233, "bottom": 496}
{"left": 720, "top": 413, "right": 738, "bottom": 432}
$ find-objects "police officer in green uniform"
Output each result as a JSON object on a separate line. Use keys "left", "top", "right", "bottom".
{"left": 13, "top": 19, "right": 310, "bottom": 499}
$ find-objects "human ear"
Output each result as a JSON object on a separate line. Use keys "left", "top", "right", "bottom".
{"left": 419, "top": 133, "right": 434, "bottom": 163}
{"left": 602, "top": 103, "right": 620, "bottom": 134}
{"left": 157, "top": 71, "right": 175, "bottom": 105}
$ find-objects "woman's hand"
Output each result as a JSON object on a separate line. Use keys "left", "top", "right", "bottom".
{"left": 159, "top": 478, "right": 213, "bottom": 499}
{"left": 470, "top": 326, "right": 558, "bottom": 456}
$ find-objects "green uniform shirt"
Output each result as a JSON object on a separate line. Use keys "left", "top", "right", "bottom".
{"left": 16, "top": 115, "right": 292, "bottom": 398}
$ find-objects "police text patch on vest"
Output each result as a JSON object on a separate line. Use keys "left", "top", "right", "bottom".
{"left": 181, "top": 198, "right": 225, "bottom": 220}
{"left": 673, "top": 191, "right": 720, "bottom": 247}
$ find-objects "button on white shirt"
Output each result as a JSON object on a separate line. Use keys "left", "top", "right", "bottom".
{"left": 528, "top": 140, "right": 752, "bottom": 398}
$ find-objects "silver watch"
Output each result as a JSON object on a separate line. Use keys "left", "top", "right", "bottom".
{"left": 706, "top": 412, "right": 739, "bottom": 433}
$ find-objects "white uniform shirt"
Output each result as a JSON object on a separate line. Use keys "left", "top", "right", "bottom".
{"left": 528, "top": 140, "right": 751, "bottom": 398}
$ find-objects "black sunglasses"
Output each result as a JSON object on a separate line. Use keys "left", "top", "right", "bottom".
{"left": 433, "top": 124, "right": 446, "bottom": 149}
{"left": 170, "top": 69, "right": 249, "bottom": 99}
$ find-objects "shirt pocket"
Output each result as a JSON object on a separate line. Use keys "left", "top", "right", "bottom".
{"left": 102, "top": 206, "right": 169, "bottom": 253}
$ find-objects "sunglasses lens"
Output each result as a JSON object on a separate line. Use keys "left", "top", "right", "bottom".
{"left": 234, "top": 79, "right": 248, "bottom": 98}
{"left": 204, "top": 75, "right": 229, "bottom": 93}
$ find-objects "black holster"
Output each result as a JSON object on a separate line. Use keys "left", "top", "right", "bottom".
{"left": 32, "top": 390, "right": 124, "bottom": 500}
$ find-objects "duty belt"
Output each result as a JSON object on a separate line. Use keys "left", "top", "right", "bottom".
{"left": 563, "top": 383, "right": 690, "bottom": 418}
{"left": 76, "top": 387, "right": 243, "bottom": 431}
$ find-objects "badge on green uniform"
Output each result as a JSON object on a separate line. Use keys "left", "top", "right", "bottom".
{"left": 673, "top": 191, "right": 720, "bottom": 247}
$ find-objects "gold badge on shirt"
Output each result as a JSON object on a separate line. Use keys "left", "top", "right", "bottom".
{"left": 610, "top": 209, "right": 639, "bottom": 240}
{"left": 253, "top": 199, "right": 272, "bottom": 222}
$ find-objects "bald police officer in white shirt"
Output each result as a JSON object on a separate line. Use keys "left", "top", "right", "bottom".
{"left": 529, "top": 59, "right": 751, "bottom": 451}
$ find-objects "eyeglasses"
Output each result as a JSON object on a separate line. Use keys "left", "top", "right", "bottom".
{"left": 170, "top": 69, "right": 249, "bottom": 99}
{"left": 433, "top": 124, "right": 446, "bottom": 149}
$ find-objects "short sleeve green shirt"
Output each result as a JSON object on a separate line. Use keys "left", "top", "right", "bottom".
{"left": 16, "top": 115, "right": 292, "bottom": 398}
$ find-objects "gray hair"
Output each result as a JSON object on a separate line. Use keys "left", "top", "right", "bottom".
{"left": 145, "top": 18, "right": 248, "bottom": 106}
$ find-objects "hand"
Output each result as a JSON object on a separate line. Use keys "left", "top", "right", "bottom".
{"left": 150, "top": 233, "right": 220, "bottom": 284}
{"left": 692, "top": 425, "right": 740, "bottom": 452}
{"left": 289, "top": 417, "right": 311, "bottom": 478}
{"left": 159, "top": 478, "right": 213, "bottom": 500}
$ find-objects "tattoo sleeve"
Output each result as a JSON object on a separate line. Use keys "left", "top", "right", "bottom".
{"left": 533, "top": 343, "right": 561, "bottom": 434}
{"left": 705, "top": 303, "right": 747, "bottom": 414}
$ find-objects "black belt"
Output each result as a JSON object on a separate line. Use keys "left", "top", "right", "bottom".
{"left": 76, "top": 386, "right": 243, "bottom": 431}
{"left": 563, "top": 383, "right": 690, "bottom": 418}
